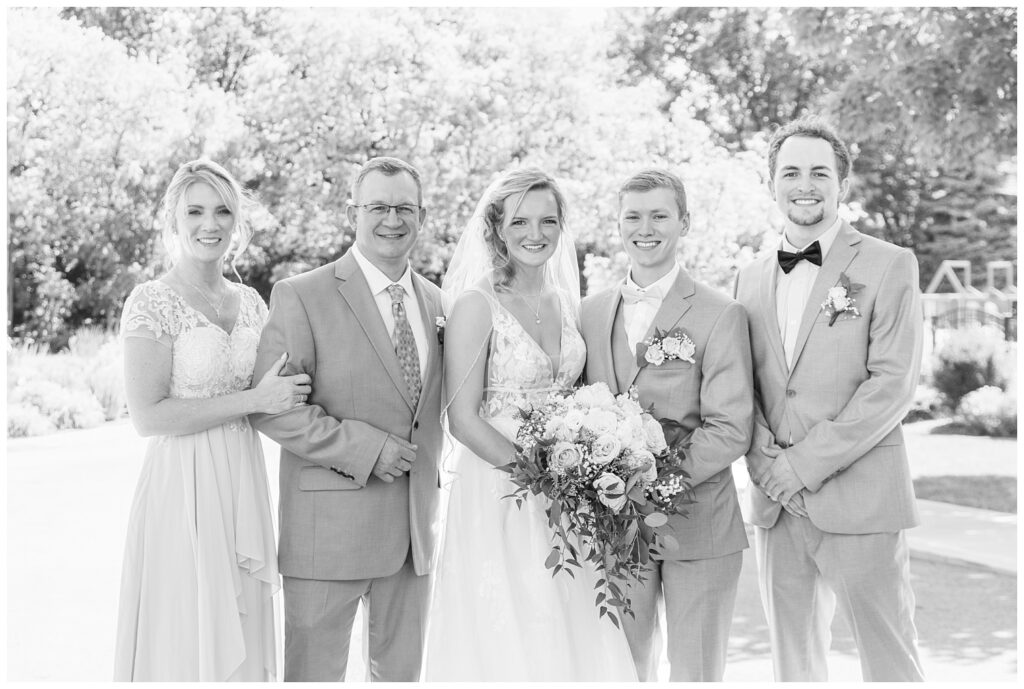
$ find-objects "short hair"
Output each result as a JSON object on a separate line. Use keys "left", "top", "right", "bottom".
{"left": 617, "top": 168, "right": 688, "bottom": 217}
{"left": 767, "top": 116, "right": 853, "bottom": 184}
{"left": 481, "top": 168, "right": 567, "bottom": 290}
{"left": 350, "top": 156, "right": 424, "bottom": 205}
{"left": 159, "top": 159, "right": 255, "bottom": 269}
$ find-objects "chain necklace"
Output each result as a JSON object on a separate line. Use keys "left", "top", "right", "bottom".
{"left": 516, "top": 290, "right": 544, "bottom": 324}
{"left": 184, "top": 278, "right": 229, "bottom": 318}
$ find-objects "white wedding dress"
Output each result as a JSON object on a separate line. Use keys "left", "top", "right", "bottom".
{"left": 423, "top": 285, "right": 637, "bottom": 681}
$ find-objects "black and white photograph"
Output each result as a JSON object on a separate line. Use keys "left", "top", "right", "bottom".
{"left": 6, "top": 5, "right": 1018, "bottom": 683}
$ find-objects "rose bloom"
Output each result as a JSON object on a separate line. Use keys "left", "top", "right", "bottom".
{"left": 563, "top": 409, "right": 585, "bottom": 434}
{"left": 645, "top": 344, "right": 666, "bottom": 366}
{"left": 660, "top": 336, "right": 682, "bottom": 357}
{"left": 678, "top": 338, "right": 696, "bottom": 362}
{"left": 590, "top": 433, "right": 622, "bottom": 465}
{"left": 641, "top": 460, "right": 659, "bottom": 484}
{"left": 642, "top": 414, "right": 668, "bottom": 453}
{"left": 583, "top": 408, "right": 618, "bottom": 435}
{"left": 544, "top": 416, "right": 574, "bottom": 442}
{"left": 616, "top": 395, "right": 643, "bottom": 417}
{"left": 593, "top": 472, "right": 627, "bottom": 512}
{"left": 616, "top": 419, "right": 643, "bottom": 452}
{"left": 827, "top": 286, "right": 850, "bottom": 310}
{"left": 549, "top": 441, "right": 583, "bottom": 475}
{"left": 622, "top": 448, "right": 652, "bottom": 471}
{"left": 572, "top": 382, "right": 614, "bottom": 410}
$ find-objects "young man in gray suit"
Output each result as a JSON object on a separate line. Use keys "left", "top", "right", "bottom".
{"left": 581, "top": 169, "right": 753, "bottom": 681}
{"left": 251, "top": 157, "right": 446, "bottom": 681}
{"left": 735, "top": 117, "right": 925, "bottom": 681}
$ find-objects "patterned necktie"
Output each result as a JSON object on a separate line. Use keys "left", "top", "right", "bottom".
{"left": 387, "top": 284, "right": 421, "bottom": 407}
{"left": 777, "top": 240, "right": 823, "bottom": 274}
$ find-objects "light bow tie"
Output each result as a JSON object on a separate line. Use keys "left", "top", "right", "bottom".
{"left": 620, "top": 283, "right": 663, "bottom": 307}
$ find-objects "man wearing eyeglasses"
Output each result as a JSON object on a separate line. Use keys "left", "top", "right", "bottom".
{"left": 252, "top": 157, "right": 446, "bottom": 681}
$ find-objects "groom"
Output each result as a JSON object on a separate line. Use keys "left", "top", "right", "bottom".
{"left": 735, "top": 117, "right": 925, "bottom": 681}
{"left": 252, "top": 157, "right": 445, "bottom": 681}
{"left": 581, "top": 169, "right": 753, "bottom": 681}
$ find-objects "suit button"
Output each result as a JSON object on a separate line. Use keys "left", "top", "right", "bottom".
{"left": 413, "top": 421, "right": 419, "bottom": 430}
{"left": 786, "top": 389, "right": 796, "bottom": 398}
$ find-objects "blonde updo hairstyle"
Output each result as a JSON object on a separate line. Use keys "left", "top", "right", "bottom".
{"left": 158, "top": 159, "right": 255, "bottom": 276}
{"left": 480, "top": 168, "right": 567, "bottom": 291}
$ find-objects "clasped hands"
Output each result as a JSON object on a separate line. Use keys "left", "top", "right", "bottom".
{"left": 753, "top": 444, "right": 808, "bottom": 518}
{"left": 372, "top": 435, "right": 417, "bottom": 483}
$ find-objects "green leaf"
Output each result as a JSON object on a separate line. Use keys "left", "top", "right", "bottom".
{"left": 544, "top": 548, "right": 561, "bottom": 569}
{"left": 644, "top": 512, "right": 669, "bottom": 528}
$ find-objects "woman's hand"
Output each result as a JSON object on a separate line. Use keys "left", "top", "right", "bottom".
{"left": 253, "top": 353, "right": 312, "bottom": 414}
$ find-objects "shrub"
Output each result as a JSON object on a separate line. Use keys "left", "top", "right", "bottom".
{"left": 958, "top": 385, "right": 1017, "bottom": 437}
{"left": 905, "top": 384, "right": 943, "bottom": 423}
{"left": 85, "top": 340, "right": 126, "bottom": 421}
{"left": 7, "top": 402, "right": 57, "bottom": 438}
{"left": 931, "top": 327, "right": 1009, "bottom": 409}
{"left": 10, "top": 380, "right": 106, "bottom": 431}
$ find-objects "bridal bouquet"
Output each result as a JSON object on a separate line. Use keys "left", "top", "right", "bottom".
{"left": 498, "top": 382, "right": 694, "bottom": 627}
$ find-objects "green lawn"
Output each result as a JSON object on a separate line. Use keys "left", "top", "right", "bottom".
{"left": 914, "top": 475, "right": 1017, "bottom": 514}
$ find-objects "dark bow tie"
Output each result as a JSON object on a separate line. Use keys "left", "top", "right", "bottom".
{"left": 777, "top": 241, "right": 823, "bottom": 274}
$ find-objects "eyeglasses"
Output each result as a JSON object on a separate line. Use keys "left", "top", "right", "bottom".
{"left": 353, "top": 203, "right": 421, "bottom": 218}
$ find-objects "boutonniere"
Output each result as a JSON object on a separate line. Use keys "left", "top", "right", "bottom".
{"left": 821, "top": 272, "right": 864, "bottom": 326}
{"left": 435, "top": 316, "right": 447, "bottom": 346}
{"left": 636, "top": 327, "right": 696, "bottom": 368}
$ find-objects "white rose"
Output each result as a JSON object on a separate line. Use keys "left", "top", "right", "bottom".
{"left": 641, "top": 459, "right": 659, "bottom": 484}
{"left": 563, "top": 409, "right": 585, "bottom": 434}
{"left": 571, "top": 385, "right": 598, "bottom": 409}
{"left": 549, "top": 441, "right": 583, "bottom": 475}
{"left": 544, "top": 416, "right": 573, "bottom": 442}
{"left": 644, "top": 344, "right": 666, "bottom": 366}
{"left": 660, "top": 336, "right": 682, "bottom": 357}
{"left": 590, "top": 433, "right": 622, "bottom": 465}
{"left": 590, "top": 383, "right": 617, "bottom": 410}
{"left": 615, "top": 395, "right": 643, "bottom": 417}
{"left": 593, "top": 472, "right": 628, "bottom": 513}
{"left": 678, "top": 337, "right": 696, "bottom": 363}
{"left": 583, "top": 409, "right": 618, "bottom": 435}
{"left": 642, "top": 415, "right": 669, "bottom": 454}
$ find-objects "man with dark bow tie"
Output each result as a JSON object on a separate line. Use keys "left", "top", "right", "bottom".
{"left": 251, "top": 157, "right": 446, "bottom": 681}
{"left": 735, "top": 117, "right": 925, "bottom": 681}
{"left": 581, "top": 169, "right": 753, "bottom": 681}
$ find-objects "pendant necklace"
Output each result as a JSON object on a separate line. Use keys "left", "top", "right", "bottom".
{"left": 517, "top": 291, "right": 544, "bottom": 324}
{"left": 184, "top": 278, "right": 229, "bottom": 318}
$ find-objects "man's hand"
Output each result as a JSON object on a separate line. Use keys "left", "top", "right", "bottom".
{"left": 372, "top": 435, "right": 417, "bottom": 483}
{"left": 760, "top": 444, "right": 805, "bottom": 504}
{"left": 781, "top": 490, "right": 808, "bottom": 518}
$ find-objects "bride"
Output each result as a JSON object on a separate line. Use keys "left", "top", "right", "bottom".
{"left": 422, "top": 168, "right": 637, "bottom": 681}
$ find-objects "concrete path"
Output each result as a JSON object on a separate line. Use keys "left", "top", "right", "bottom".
{"left": 6, "top": 420, "right": 1017, "bottom": 681}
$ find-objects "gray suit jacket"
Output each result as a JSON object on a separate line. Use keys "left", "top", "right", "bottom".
{"left": 735, "top": 222, "right": 923, "bottom": 534}
{"left": 582, "top": 268, "right": 752, "bottom": 561}
{"left": 251, "top": 252, "right": 445, "bottom": 580}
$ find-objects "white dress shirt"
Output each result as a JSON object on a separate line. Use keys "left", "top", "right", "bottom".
{"left": 623, "top": 263, "right": 680, "bottom": 351}
{"left": 775, "top": 218, "right": 842, "bottom": 369}
{"left": 351, "top": 245, "right": 428, "bottom": 373}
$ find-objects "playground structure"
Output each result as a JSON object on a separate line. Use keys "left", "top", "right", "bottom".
{"left": 923, "top": 260, "right": 1017, "bottom": 345}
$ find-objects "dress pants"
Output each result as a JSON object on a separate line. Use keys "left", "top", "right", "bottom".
{"left": 755, "top": 511, "right": 925, "bottom": 682}
{"left": 282, "top": 552, "right": 429, "bottom": 681}
{"left": 622, "top": 551, "right": 743, "bottom": 681}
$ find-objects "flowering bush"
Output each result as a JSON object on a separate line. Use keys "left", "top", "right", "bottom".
{"left": 7, "top": 402, "right": 57, "bottom": 438}
{"left": 905, "top": 384, "right": 944, "bottom": 423}
{"left": 10, "top": 380, "right": 106, "bottom": 432}
{"left": 958, "top": 386, "right": 1017, "bottom": 437}
{"left": 931, "top": 327, "right": 1009, "bottom": 409}
{"left": 499, "top": 382, "right": 694, "bottom": 626}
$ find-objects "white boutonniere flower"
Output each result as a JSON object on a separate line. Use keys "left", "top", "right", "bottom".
{"left": 821, "top": 273, "right": 864, "bottom": 326}
{"left": 636, "top": 327, "right": 696, "bottom": 368}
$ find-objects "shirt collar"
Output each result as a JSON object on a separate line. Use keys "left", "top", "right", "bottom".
{"left": 780, "top": 217, "right": 842, "bottom": 259}
{"left": 625, "top": 262, "right": 680, "bottom": 300}
{"left": 350, "top": 244, "right": 415, "bottom": 297}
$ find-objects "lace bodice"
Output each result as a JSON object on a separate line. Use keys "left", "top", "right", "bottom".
{"left": 474, "top": 287, "right": 586, "bottom": 420}
{"left": 120, "top": 280, "right": 268, "bottom": 399}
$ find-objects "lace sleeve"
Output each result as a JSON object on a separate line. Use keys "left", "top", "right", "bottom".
{"left": 119, "top": 282, "right": 175, "bottom": 347}
{"left": 242, "top": 284, "right": 269, "bottom": 331}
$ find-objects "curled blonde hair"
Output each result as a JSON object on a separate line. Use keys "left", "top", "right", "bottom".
{"left": 480, "top": 168, "right": 567, "bottom": 291}
{"left": 158, "top": 159, "right": 256, "bottom": 278}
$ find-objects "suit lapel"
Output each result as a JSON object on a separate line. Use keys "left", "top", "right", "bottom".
{"left": 759, "top": 253, "right": 788, "bottom": 374}
{"left": 597, "top": 288, "right": 622, "bottom": 394}
{"left": 625, "top": 269, "right": 694, "bottom": 391}
{"left": 335, "top": 253, "right": 414, "bottom": 411}
{"left": 789, "top": 223, "right": 861, "bottom": 374}
{"left": 411, "top": 272, "right": 441, "bottom": 417}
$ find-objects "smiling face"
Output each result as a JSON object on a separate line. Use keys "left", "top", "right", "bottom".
{"left": 771, "top": 135, "right": 850, "bottom": 238}
{"left": 346, "top": 170, "right": 425, "bottom": 279}
{"left": 174, "top": 181, "right": 235, "bottom": 266}
{"left": 618, "top": 186, "right": 689, "bottom": 287}
{"left": 501, "top": 188, "right": 561, "bottom": 273}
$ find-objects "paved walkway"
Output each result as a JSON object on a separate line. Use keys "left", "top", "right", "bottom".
{"left": 6, "top": 420, "right": 1017, "bottom": 681}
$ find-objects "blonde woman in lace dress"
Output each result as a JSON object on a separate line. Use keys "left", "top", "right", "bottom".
{"left": 113, "top": 160, "right": 311, "bottom": 681}
{"left": 422, "top": 169, "right": 636, "bottom": 681}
